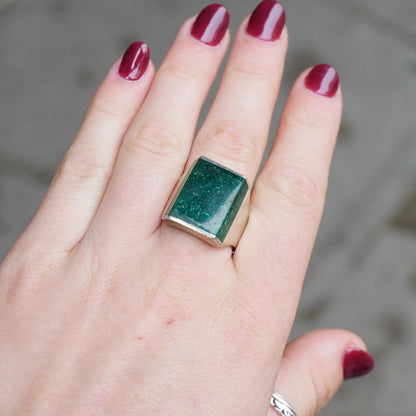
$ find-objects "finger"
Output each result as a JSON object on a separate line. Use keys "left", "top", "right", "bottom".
{"left": 157, "top": 0, "right": 287, "bottom": 254}
{"left": 90, "top": 5, "right": 230, "bottom": 243}
{"left": 235, "top": 65, "right": 342, "bottom": 340}
{"left": 189, "top": 0, "right": 287, "bottom": 187}
{"left": 15, "top": 44, "right": 154, "bottom": 253}
{"left": 267, "top": 329, "right": 375, "bottom": 416}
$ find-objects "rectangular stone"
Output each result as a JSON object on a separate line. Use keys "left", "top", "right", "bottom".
{"left": 164, "top": 157, "right": 248, "bottom": 245}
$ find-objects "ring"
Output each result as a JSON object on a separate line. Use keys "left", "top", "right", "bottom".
{"left": 162, "top": 156, "right": 249, "bottom": 247}
{"left": 270, "top": 392, "right": 297, "bottom": 416}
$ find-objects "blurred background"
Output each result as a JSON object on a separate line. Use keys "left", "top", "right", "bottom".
{"left": 0, "top": 0, "right": 415, "bottom": 414}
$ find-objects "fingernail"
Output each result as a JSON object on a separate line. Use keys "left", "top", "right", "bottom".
{"left": 119, "top": 42, "right": 150, "bottom": 81}
{"left": 191, "top": 4, "right": 230, "bottom": 46}
{"left": 246, "top": 0, "right": 285, "bottom": 41}
{"left": 304, "top": 64, "right": 340, "bottom": 97}
{"left": 343, "top": 348, "right": 375, "bottom": 380}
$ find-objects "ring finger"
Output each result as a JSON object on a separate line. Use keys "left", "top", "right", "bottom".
{"left": 158, "top": 0, "right": 288, "bottom": 250}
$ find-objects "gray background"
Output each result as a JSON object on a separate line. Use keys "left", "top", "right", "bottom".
{"left": 1, "top": 0, "right": 415, "bottom": 414}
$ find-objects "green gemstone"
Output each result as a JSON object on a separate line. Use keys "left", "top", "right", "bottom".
{"left": 166, "top": 157, "right": 248, "bottom": 243}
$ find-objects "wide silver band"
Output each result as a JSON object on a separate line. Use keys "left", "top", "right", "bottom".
{"left": 270, "top": 392, "right": 297, "bottom": 416}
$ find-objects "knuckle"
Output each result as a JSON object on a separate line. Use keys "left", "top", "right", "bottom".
{"left": 124, "top": 120, "right": 184, "bottom": 160}
{"left": 229, "top": 59, "right": 273, "bottom": 83}
{"left": 58, "top": 147, "right": 109, "bottom": 181}
{"left": 88, "top": 103, "right": 123, "bottom": 122}
{"left": 223, "top": 300, "right": 270, "bottom": 354}
{"left": 309, "top": 366, "right": 333, "bottom": 414}
{"left": 161, "top": 59, "right": 204, "bottom": 83}
{"left": 283, "top": 114, "right": 326, "bottom": 137}
{"left": 2, "top": 252, "right": 59, "bottom": 306}
{"left": 160, "top": 46, "right": 213, "bottom": 83}
{"left": 201, "top": 124, "right": 258, "bottom": 165}
{"left": 263, "top": 164, "right": 324, "bottom": 210}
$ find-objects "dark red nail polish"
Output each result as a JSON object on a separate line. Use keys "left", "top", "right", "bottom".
{"left": 343, "top": 348, "right": 375, "bottom": 380}
{"left": 119, "top": 42, "right": 150, "bottom": 81}
{"left": 191, "top": 4, "right": 229, "bottom": 46}
{"left": 246, "top": 0, "right": 285, "bottom": 41}
{"left": 304, "top": 64, "right": 339, "bottom": 97}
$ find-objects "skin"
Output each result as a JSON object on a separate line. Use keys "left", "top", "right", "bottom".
{"left": 0, "top": 11, "right": 369, "bottom": 416}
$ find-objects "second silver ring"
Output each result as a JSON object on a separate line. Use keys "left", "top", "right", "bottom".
{"left": 270, "top": 392, "right": 297, "bottom": 416}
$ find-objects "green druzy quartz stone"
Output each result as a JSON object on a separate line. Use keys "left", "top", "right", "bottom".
{"left": 167, "top": 157, "right": 248, "bottom": 243}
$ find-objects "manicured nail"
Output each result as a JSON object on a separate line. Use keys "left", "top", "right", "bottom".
{"left": 304, "top": 64, "right": 339, "bottom": 97}
{"left": 246, "top": 0, "right": 285, "bottom": 41}
{"left": 191, "top": 4, "right": 230, "bottom": 46}
{"left": 343, "top": 348, "right": 375, "bottom": 380}
{"left": 119, "top": 42, "right": 150, "bottom": 81}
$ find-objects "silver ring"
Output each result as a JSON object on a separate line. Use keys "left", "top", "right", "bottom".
{"left": 270, "top": 392, "right": 297, "bottom": 416}
{"left": 162, "top": 156, "right": 249, "bottom": 248}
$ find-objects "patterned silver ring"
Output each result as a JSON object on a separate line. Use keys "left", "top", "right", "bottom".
{"left": 270, "top": 392, "right": 297, "bottom": 416}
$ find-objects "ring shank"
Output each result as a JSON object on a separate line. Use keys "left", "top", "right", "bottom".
{"left": 270, "top": 392, "right": 297, "bottom": 416}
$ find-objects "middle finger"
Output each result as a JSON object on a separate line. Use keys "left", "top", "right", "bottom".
{"left": 189, "top": 0, "right": 287, "bottom": 186}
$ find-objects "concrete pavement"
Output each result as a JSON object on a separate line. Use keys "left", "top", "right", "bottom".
{"left": 1, "top": 0, "right": 415, "bottom": 414}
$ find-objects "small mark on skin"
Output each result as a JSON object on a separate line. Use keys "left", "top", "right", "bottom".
{"left": 165, "top": 318, "right": 174, "bottom": 327}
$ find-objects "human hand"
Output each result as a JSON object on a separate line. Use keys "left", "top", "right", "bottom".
{"left": 0, "top": 1, "right": 374, "bottom": 415}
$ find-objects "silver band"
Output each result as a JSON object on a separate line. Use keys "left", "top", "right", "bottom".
{"left": 270, "top": 392, "right": 297, "bottom": 416}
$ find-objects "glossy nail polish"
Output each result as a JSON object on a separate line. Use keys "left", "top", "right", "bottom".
{"left": 119, "top": 42, "right": 150, "bottom": 81}
{"left": 304, "top": 64, "right": 339, "bottom": 97}
{"left": 191, "top": 4, "right": 230, "bottom": 46}
{"left": 246, "top": 0, "right": 285, "bottom": 41}
{"left": 343, "top": 348, "right": 375, "bottom": 380}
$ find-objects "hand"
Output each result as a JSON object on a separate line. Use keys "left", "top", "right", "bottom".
{"left": 0, "top": 2, "right": 374, "bottom": 415}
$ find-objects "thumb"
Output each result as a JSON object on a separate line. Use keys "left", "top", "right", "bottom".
{"left": 268, "top": 329, "right": 375, "bottom": 416}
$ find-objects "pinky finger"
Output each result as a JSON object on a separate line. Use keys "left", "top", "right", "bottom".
{"left": 268, "top": 329, "right": 375, "bottom": 416}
